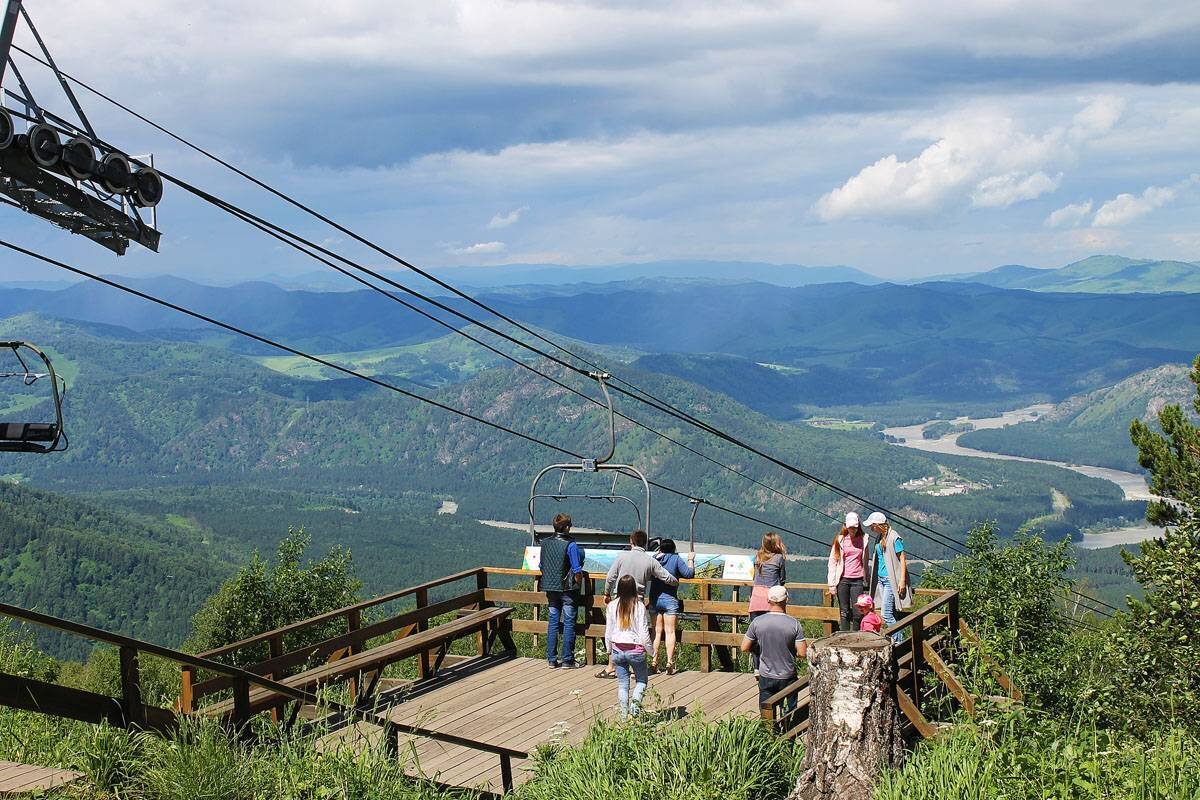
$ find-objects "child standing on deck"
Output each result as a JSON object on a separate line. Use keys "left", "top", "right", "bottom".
{"left": 605, "top": 574, "right": 652, "bottom": 718}
{"left": 857, "top": 594, "right": 883, "bottom": 633}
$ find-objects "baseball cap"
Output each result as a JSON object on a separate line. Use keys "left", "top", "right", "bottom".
{"left": 865, "top": 512, "right": 888, "bottom": 527}
{"left": 767, "top": 585, "right": 789, "bottom": 604}
{"left": 844, "top": 511, "right": 860, "bottom": 527}
{"left": 855, "top": 593, "right": 875, "bottom": 608}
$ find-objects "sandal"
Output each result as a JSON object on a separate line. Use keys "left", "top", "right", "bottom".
{"left": 667, "top": 661, "right": 677, "bottom": 675}
{"left": 594, "top": 668, "right": 615, "bottom": 679}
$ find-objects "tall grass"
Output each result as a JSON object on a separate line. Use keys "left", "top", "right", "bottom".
{"left": 877, "top": 719, "right": 1200, "bottom": 800}
{"left": 516, "top": 714, "right": 801, "bottom": 800}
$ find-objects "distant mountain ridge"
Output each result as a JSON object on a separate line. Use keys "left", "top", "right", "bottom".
{"left": 944, "top": 255, "right": 1200, "bottom": 294}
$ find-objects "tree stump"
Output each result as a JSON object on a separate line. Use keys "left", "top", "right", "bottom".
{"left": 790, "top": 632, "right": 904, "bottom": 800}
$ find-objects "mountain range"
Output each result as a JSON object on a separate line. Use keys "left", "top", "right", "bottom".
{"left": 939, "top": 255, "right": 1200, "bottom": 294}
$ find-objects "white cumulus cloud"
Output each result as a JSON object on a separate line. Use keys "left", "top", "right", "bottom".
{"left": 1091, "top": 176, "right": 1198, "bottom": 226}
{"left": 1045, "top": 200, "right": 1094, "bottom": 228}
{"left": 814, "top": 97, "right": 1120, "bottom": 222}
{"left": 971, "top": 171, "right": 1061, "bottom": 208}
{"left": 487, "top": 206, "right": 529, "bottom": 229}
{"left": 448, "top": 241, "right": 506, "bottom": 255}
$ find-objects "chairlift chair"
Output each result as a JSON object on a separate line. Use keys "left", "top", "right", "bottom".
{"left": 0, "top": 340, "right": 66, "bottom": 453}
{"left": 528, "top": 373, "right": 651, "bottom": 551}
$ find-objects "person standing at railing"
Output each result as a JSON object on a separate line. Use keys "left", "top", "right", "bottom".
{"left": 596, "top": 529, "right": 678, "bottom": 678}
{"left": 827, "top": 512, "right": 869, "bottom": 632}
{"left": 648, "top": 538, "right": 696, "bottom": 675}
{"left": 740, "top": 584, "right": 807, "bottom": 715}
{"left": 605, "top": 574, "right": 652, "bottom": 718}
{"left": 747, "top": 531, "right": 788, "bottom": 674}
{"left": 865, "top": 512, "right": 911, "bottom": 641}
{"left": 540, "top": 513, "right": 586, "bottom": 669}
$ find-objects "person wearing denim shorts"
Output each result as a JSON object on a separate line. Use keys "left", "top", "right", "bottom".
{"left": 648, "top": 539, "right": 695, "bottom": 674}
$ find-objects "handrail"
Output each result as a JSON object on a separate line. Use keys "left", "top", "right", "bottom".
{"left": 482, "top": 566, "right": 953, "bottom": 596}
{"left": 0, "top": 600, "right": 526, "bottom": 774}
{"left": 197, "top": 568, "right": 485, "bottom": 660}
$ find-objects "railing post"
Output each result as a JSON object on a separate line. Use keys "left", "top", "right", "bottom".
{"left": 947, "top": 591, "right": 960, "bottom": 649}
{"left": 416, "top": 588, "right": 430, "bottom": 679}
{"left": 823, "top": 588, "right": 837, "bottom": 636}
{"left": 346, "top": 610, "right": 362, "bottom": 700}
{"left": 477, "top": 569, "right": 490, "bottom": 656}
{"left": 584, "top": 574, "right": 596, "bottom": 666}
{"left": 699, "top": 580, "right": 712, "bottom": 673}
{"left": 232, "top": 675, "right": 252, "bottom": 738}
{"left": 732, "top": 586, "right": 740, "bottom": 637}
{"left": 118, "top": 646, "right": 145, "bottom": 730}
{"left": 267, "top": 633, "right": 284, "bottom": 722}
{"left": 500, "top": 753, "right": 514, "bottom": 794}
{"left": 179, "top": 665, "right": 196, "bottom": 714}
{"left": 910, "top": 613, "right": 924, "bottom": 712}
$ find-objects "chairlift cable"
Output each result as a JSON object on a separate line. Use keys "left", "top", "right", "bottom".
{"left": 18, "top": 50, "right": 1125, "bottom": 617}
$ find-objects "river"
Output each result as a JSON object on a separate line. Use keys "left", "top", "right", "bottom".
{"left": 881, "top": 406, "right": 1162, "bottom": 549}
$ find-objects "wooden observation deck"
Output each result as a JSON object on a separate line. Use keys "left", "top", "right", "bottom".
{"left": 0, "top": 565, "right": 1008, "bottom": 797}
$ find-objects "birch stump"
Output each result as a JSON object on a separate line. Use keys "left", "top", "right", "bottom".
{"left": 789, "top": 632, "right": 904, "bottom": 800}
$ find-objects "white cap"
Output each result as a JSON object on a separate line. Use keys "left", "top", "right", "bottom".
{"left": 767, "top": 585, "right": 789, "bottom": 604}
{"left": 844, "top": 512, "right": 860, "bottom": 528}
{"left": 865, "top": 512, "right": 887, "bottom": 527}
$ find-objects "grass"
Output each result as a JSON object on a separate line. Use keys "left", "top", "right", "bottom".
{"left": 877, "top": 718, "right": 1200, "bottom": 800}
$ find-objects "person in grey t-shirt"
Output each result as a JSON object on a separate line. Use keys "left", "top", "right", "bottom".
{"left": 740, "top": 584, "right": 807, "bottom": 713}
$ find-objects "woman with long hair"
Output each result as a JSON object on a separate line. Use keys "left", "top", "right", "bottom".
{"left": 649, "top": 539, "right": 695, "bottom": 675}
{"left": 604, "top": 574, "right": 652, "bottom": 717}
{"left": 746, "top": 531, "right": 787, "bottom": 673}
{"left": 827, "top": 512, "right": 869, "bottom": 631}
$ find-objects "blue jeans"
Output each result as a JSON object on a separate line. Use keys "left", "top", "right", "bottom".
{"left": 878, "top": 576, "right": 901, "bottom": 643}
{"left": 610, "top": 649, "right": 648, "bottom": 717}
{"left": 545, "top": 591, "right": 579, "bottom": 665}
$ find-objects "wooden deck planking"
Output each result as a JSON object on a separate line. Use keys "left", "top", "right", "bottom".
{"left": 348, "top": 657, "right": 760, "bottom": 794}
{"left": 0, "top": 761, "right": 83, "bottom": 795}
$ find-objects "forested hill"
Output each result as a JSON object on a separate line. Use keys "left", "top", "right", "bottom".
{"left": 0, "top": 482, "right": 233, "bottom": 658}
{"left": 0, "top": 314, "right": 1134, "bottom": 554}
{"left": 960, "top": 364, "right": 1196, "bottom": 473}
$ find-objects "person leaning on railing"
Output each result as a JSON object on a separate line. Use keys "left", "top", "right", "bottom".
{"left": 740, "top": 584, "right": 807, "bottom": 714}
{"left": 540, "top": 513, "right": 586, "bottom": 669}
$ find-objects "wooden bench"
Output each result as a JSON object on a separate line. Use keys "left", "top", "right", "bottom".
{"left": 0, "top": 761, "right": 82, "bottom": 795}
{"left": 196, "top": 606, "right": 513, "bottom": 720}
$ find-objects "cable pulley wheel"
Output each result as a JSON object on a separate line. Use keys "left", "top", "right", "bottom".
{"left": 27, "top": 123, "right": 61, "bottom": 168}
{"left": 98, "top": 151, "right": 132, "bottom": 193}
{"left": 62, "top": 136, "right": 96, "bottom": 181}
{"left": 132, "top": 166, "right": 163, "bottom": 207}
{"left": 0, "top": 109, "right": 14, "bottom": 150}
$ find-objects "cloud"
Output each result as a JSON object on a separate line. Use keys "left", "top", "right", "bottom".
{"left": 448, "top": 241, "right": 506, "bottom": 255}
{"left": 971, "top": 171, "right": 1061, "bottom": 208}
{"left": 1091, "top": 175, "right": 1198, "bottom": 226}
{"left": 487, "top": 206, "right": 529, "bottom": 229}
{"left": 814, "top": 97, "right": 1118, "bottom": 222}
{"left": 1045, "top": 200, "right": 1094, "bottom": 228}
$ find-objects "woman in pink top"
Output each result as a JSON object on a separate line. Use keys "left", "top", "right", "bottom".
{"left": 826, "top": 512, "right": 869, "bottom": 631}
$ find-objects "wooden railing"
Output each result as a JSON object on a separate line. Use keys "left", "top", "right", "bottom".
{"left": 758, "top": 588, "right": 1010, "bottom": 740}
{"left": 0, "top": 596, "right": 529, "bottom": 793}
{"left": 483, "top": 567, "right": 845, "bottom": 670}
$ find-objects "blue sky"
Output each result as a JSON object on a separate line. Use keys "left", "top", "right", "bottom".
{"left": 2, "top": 0, "right": 1199, "bottom": 282}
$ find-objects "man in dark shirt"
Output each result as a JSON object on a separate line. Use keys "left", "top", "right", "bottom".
{"left": 740, "top": 585, "right": 807, "bottom": 713}
{"left": 540, "top": 513, "right": 585, "bottom": 668}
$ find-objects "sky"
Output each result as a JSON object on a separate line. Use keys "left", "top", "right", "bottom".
{"left": 1, "top": 0, "right": 1199, "bottom": 283}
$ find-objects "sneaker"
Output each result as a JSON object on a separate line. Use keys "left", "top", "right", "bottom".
{"left": 560, "top": 661, "right": 583, "bottom": 669}
{"left": 548, "top": 661, "right": 560, "bottom": 669}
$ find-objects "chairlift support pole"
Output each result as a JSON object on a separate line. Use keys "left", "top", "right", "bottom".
{"left": 0, "top": 1, "right": 21, "bottom": 87}
{"left": 688, "top": 498, "right": 704, "bottom": 555}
